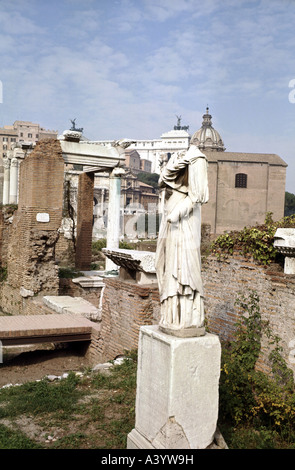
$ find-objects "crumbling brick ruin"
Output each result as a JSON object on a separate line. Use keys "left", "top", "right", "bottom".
{"left": 0, "top": 136, "right": 293, "bottom": 379}
{"left": 0, "top": 139, "right": 64, "bottom": 314}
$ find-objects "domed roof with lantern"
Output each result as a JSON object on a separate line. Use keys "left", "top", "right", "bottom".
{"left": 191, "top": 107, "right": 225, "bottom": 152}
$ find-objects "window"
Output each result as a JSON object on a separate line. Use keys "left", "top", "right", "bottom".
{"left": 28, "top": 133, "right": 32, "bottom": 138}
{"left": 235, "top": 173, "right": 247, "bottom": 188}
{"left": 11, "top": 138, "right": 16, "bottom": 142}
{"left": 3, "top": 137, "right": 8, "bottom": 142}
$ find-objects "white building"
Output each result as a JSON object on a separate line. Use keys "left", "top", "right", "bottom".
{"left": 94, "top": 116, "right": 191, "bottom": 174}
{"left": 95, "top": 110, "right": 226, "bottom": 173}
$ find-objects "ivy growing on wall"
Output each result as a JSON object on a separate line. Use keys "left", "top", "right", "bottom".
{"left": 211, "top": 213, "right": 295, "bottom": 265}
{"left": 219, "top": 290, "right": 295, "bottom": 445}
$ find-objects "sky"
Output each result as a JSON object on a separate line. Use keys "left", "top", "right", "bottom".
{"left": 0, "top": 0, "right": 294, "bottom": 192}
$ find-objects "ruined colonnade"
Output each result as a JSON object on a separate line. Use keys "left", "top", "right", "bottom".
{"left": 2, "top": 131, "right": 129, "bottom": 272}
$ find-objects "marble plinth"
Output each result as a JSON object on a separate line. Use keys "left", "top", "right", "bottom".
{"left": 127, "top": 325, "right": 221, "bottom": 449}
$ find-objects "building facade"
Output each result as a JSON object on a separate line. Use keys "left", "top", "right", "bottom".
{"left": 1, "top": 113, "right": 287, "bottom": 237}
{"left": 128, "top": 109, "right": 287, "bottom": 233}
{"left": 0, "top": 121, "right": 58, "bottom": 160}
{"left": 202, "top": 151, "right": 287, "bottom": 233}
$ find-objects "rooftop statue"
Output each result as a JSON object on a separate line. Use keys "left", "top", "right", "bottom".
{"left": 70, "top": 118, "right": 83, "bottom": 133}
{"left": 155, "top": 144, "right": 209, "bottom": 337}
{"left": 174, "top": 115, "right": 189, "bottom": 131}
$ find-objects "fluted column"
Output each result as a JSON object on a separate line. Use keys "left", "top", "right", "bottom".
{"left": 100, "top": 188, "right": 105, "bottom": 216}
{"left": 9, "top": 157, "right": 19, "bottom": 204}
{"left": 3, "top": 157, "right": 10, "bottom": 205}
{"left": 106, "top": 167, "right": 125, "bottom": 272}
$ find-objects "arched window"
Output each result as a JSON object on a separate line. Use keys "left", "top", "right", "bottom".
{"left": 235, "top": 173, "right": 247, "bottom": 188}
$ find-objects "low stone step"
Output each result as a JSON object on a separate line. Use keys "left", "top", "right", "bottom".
{"left": 43, "top": 296, "right": 101, "bottom": 321}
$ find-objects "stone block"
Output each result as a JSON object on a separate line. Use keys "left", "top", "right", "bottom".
{"left": 103, "top": 248, "right": 157, "bottom": 284}
{"left": 127, "top": 325, "right": 221, "bottom": 449}
{"left": 274, "top": 228, "right": 295, "bottom": 274}
{"left": 43, "top": 295, "right": 101, "bottom": 321}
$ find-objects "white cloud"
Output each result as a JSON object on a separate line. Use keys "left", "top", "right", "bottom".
{"left": 142, "top": 0, "right": 196, "bottom": 22}
{"left": 0, "top": 9, "right": 45, "bottom": 35}
{"left": 0, "top": 0, "right": 294, "bottom": 193}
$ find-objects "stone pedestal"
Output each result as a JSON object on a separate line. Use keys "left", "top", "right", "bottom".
{"left": 127, "top": 325, "right": 221, "bottom": 449}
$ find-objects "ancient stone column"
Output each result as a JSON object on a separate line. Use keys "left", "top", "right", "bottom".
{"left": 2, "top": 157, "right": 10, "bottom": 205}
{"left": 9, "top": 158, "right": 19, "bottom": 204}
{"left": 105, "top": 167, "right": 124, "bottom": 272}
{"left": 100, "top": 188, "right": 105, "bottom": 215}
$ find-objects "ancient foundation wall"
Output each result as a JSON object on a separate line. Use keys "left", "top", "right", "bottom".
{"left": 98, "top": 254, "right": 295, "bottom": 375}
{"left": 98, "top": 278, "right": 160, "bottom": 362}
{"left": 0, "top": 139, "right": 64, "bottom": 315}
{"left": 202, "top": 253, "right": 295, "bottom": 375}
{"left": 75, "top": 172, "right": 94, "bottom": 270}
{"left": 58, "top": 278, "right": 103, "bottom": 309}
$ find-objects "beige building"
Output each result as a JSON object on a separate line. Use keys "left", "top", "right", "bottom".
{"left": 190, "top": 108, "right": 287, "bottom": 233}
{"left": 124, "top": 149, "right": 152, "bottom": 174}
{"left": 121, "top": 170, "right": 158, "bottom": 211}
{"left": 0, "top": 120, "right": 58, "bottom": 160}
{"left": 96, "top": 109, "right": 287, "bottom": 234}
{"left": 201, "top": 151, "right": 287, "bottom": 234}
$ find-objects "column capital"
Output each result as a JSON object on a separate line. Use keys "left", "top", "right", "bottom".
{"left": 110, "top": 167, "right": 125, "bottom": 178}
{"left": 10, "top": 157, "right": 19, "bottom": 167}
{"left": 3, "top": 157, "right": 11, "bottom": 169}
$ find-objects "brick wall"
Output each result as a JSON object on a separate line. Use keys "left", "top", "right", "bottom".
{"left": 202, "top": 253, "right": 295, "bottom": 376}
{"left": 55, "top": 234, "right": 75, "bottom": 267}
{"left": 75, "top": 172, "right": 94, "bottom": 270}
{"left": 59, "top": 278, "right": 103, "bottom": 309}
{"left": 0, "top": 206, "right": 15, "bottom": 267}
{"left": 98, "top": 278, "right": 160, "bottom": 362}
{"left": 0, "top": 139, "right": 64, "bottom": 314}
{"left": 98, "top": 255, "right": 295, "bottom": 376}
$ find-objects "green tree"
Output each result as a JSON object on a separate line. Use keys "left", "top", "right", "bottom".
{"left": 285, "top": 191, "right": 295, "bottom": 216}
{"left": 137, "top": 172, "right": 159, "bottom": 189}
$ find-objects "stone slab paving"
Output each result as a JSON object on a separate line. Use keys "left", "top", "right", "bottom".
{"left": 43, "top": 296, "right": 101, "bottom": 320}
{"left": 0, "top": 313, "right": 100, "bottom": 346}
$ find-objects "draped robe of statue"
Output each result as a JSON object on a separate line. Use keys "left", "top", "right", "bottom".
{"left": 155, "top": 144, "right": 209, "bottom": 336}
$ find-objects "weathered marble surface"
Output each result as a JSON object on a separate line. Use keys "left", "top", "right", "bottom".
{"left": 155, "top": 144, "right": 209, "bottom": 336}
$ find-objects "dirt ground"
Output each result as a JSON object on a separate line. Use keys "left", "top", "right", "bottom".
{"left": 0, "top": 344, "right": 91, "bottom": 387}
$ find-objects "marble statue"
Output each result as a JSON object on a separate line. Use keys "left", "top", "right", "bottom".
{"left": 155, "top": 144, "right": 209, "bottom": 337}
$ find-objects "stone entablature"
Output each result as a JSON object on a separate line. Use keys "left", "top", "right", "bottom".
{"left": 103, "top": 248, "right": 157, "bottom": 284}
{"left": 59, "top": 138, "right": 126, "bottom": 168}
{"left": 93, "top": 129, "right": 191, "bottom": 173}
{"left": 274, "top": 228, "right": 295, "bottom": 274}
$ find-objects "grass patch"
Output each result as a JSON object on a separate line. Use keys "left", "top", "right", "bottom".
{"left": 0, "top": 338, "right": 294, "bottom": 449}
{"left": 0, "top": 352, "right": 137, "bottom": 449}
{"left": 0, "top": 372, "right": 83, "bottom": 419}
{"left": 0, "top": 423, "right": 42, "bottom": 449}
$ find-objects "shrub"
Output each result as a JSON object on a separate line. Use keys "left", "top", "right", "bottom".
{"left": 219, "top": 290, "right": 295, "bottom": 447}
{"left": 211, "top": 213, "right": 295, "bottom": 265}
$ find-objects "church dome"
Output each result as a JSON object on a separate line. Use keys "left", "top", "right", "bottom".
{"left": 191, "top": 107, "right": 225, "bottom": 152}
